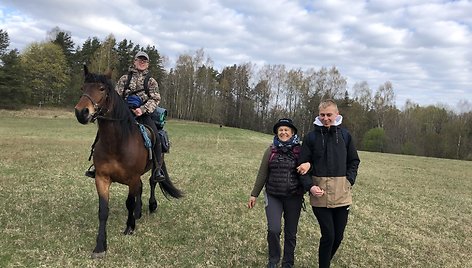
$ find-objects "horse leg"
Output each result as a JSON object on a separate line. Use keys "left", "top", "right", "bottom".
{"left": 124, "top": 178, "right": 141, "bottom": 235}
{"left": 149, "top": 148, "right": 163, "bottom": 213}
{"left": 124, "top": 195, "right": 136, "bottom": 235}
{"left": 149, "top": 172, "right": 159, "bottom": 213}
{"left": 134, "top": 179, "right": 143, "bottom": 219}
{"left": 91, "top": 178, "right": 111, "bottom": 259}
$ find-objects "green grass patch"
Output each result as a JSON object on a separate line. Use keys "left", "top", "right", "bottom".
{"left": 0, "top": 109, "right": 471, "bottom": 267}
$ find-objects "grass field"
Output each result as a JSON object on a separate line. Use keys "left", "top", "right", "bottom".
{"left": 0, "top": 108, "right": 471, "bottom": 268}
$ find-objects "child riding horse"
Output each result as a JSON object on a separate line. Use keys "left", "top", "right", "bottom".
{"left": 74, "top": 66, "right": 183, "bottom": 258}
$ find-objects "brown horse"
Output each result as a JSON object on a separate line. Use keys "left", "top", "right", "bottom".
{"left": 74, "top": 66, "right": 183, "bottom": 259}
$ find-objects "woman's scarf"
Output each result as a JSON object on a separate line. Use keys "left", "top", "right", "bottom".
{"left": 273, "top": 134, "right": 300, "bottom": 150}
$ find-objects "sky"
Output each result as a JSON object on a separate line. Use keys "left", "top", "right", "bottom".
{"left": 1, "top": 0, "right": 471, "bottom": 112}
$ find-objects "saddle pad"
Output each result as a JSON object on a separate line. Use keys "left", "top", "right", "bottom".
{"left": 138, "top": 124, "right": 153, "bottom": 149}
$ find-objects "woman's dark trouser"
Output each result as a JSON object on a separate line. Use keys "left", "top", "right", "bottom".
{"left": 312, "top": 206, "right": 350, "bottom": 268}
{"left": 265, "top": 192, "right": 303, "bottom": 266}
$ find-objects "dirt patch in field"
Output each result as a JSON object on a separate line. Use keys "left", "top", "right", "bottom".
{"left": 0, "top": 108, "right": 75, "bottom": 119}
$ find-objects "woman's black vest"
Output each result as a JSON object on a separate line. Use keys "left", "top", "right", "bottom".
{"left": 265, "top": 145, "right": 302, "bottom": 197}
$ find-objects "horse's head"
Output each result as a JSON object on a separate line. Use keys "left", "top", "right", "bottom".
{"left": 74, "top": 66, "right": 114, "bottom": 124}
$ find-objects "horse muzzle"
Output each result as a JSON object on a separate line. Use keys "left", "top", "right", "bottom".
{"left": 75, "top": 107, "right": 92, "bottom": 124}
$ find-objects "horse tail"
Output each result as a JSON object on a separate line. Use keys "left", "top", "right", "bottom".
{"left": 158, "top": 160, "right": 184, "bottom": 199}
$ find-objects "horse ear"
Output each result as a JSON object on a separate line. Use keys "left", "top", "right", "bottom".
{"left": 84, "top": 65, "right": 89, "bottom": 76}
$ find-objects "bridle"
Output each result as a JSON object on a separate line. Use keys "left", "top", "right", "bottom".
{"left": 80, "top": 85, "right": 118, "bottom": 122}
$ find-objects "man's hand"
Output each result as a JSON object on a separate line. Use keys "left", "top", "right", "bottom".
{"left": 297, "top": 162, "right": 311, "bottom": 175}
{"left": 310, "top": 185, "right": 325, "bottom": 197}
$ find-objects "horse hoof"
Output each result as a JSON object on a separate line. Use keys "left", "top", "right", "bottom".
{"left": 150, "top": 206, "right": 158, "bottom": 213}
{"left": 91, "top": 251, "right": 106, "bottom": 259}
{"left": 149, "top": 202, "right": 158, "bottom": 213}
{"left": 123, "top": 227, "right": 134, "bottom": 235}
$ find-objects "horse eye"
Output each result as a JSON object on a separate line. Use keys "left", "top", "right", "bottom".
{"left": 100, "top": 85, "right": 106, "bottom": 91}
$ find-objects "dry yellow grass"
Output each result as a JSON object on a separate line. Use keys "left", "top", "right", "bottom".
{"left": 1, "top": 109, "right": 471, "bottom": 267}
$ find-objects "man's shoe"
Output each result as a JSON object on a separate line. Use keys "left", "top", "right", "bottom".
{"left": 154, "top": 169, "right": 165, "bottom": 182}
{"left": 85, "top": 165, "right": 96, "bottom": 178}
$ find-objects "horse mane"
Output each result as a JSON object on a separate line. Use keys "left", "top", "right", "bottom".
{"left": 84, "top": 71, "right": 136, "bottom": 140}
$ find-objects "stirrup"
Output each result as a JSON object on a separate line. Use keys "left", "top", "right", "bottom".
{"left": 153, "top": 169, "right": 165, "bottom": 182}
{"left": 85, "top": 165, "right": 96, "bottom": 178}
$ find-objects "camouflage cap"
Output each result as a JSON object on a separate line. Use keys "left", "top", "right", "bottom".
{"left": 135, "top": 51, "right": 149, "bottom": 60}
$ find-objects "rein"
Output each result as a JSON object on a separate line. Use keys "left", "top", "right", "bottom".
{"left": 81, "top": 90, "right": 124, "bottom": 122}
{"left": 96, "top": 115, "right": 125, "bottom": 121}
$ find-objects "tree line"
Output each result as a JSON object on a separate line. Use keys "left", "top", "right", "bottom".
{"left": 1, "top": 28, "right": 471, "bottom": 160}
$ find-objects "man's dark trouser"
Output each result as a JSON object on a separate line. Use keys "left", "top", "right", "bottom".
{"left": 312, "top": 206, "right": 350, "bottom": 268}
{"left": 265, "top": 192, "right": 303, "bottom": 267}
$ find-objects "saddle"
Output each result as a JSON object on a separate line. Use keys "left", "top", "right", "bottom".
{"left": 85, "top": 123, "right": 163, "bottom": 180}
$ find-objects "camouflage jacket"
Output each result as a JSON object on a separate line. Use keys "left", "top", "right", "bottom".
{"left": 115, "top": 67, "right": 161, "bottom": 114}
